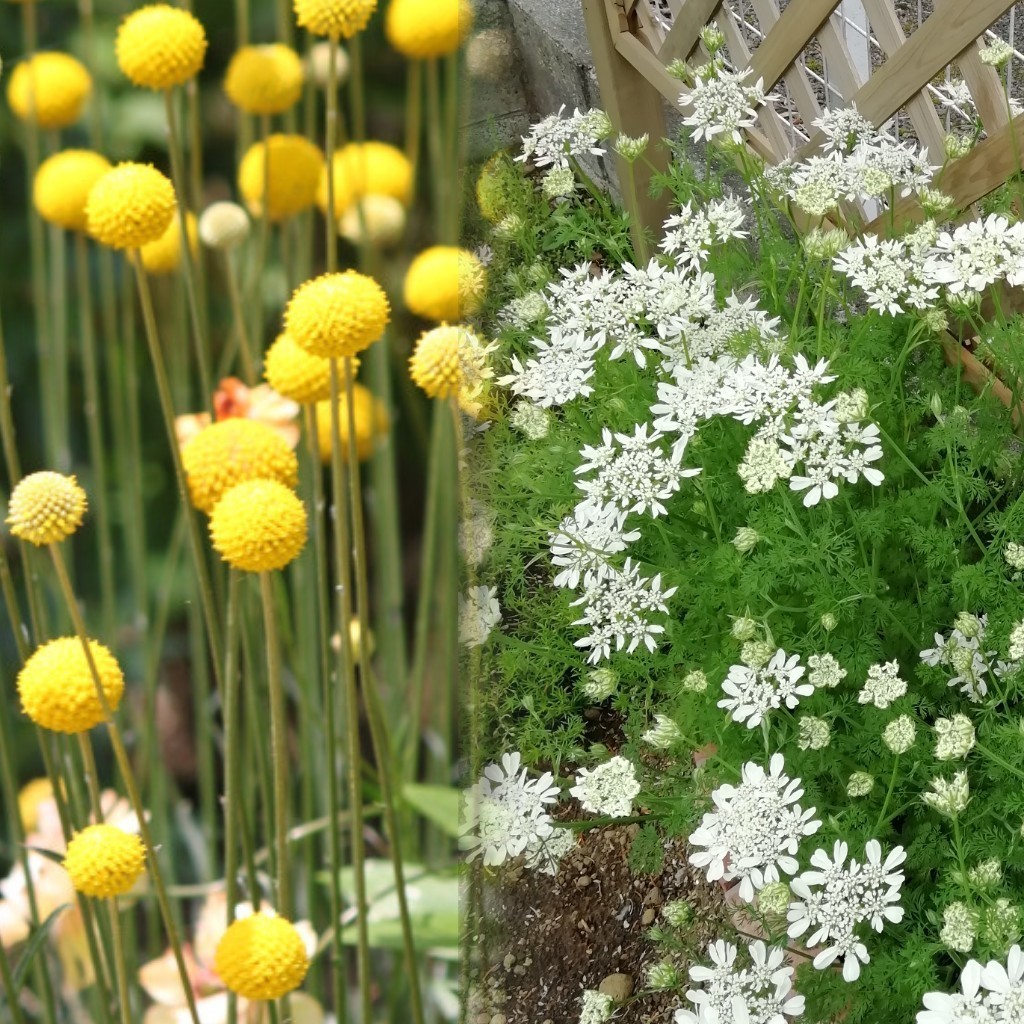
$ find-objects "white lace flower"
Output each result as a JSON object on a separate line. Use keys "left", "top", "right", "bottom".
{"left": 814, "top": 104, "right": 875, "bottom": 154}
{"left": 523, "top": 826, "right": 575, "bottom": 876}
{"left": 578, "top": 989, "right": 615, "bottom": 1024}
{"left": 570, "top": 755, "right": 640, "bottom": 818}
{"left": 1009, "top": 622, "right": 1024, "bottom": 661}
{"left": 519, "top": 105, "right": 611, "bottom": 169}
{"left": 941, "top": 902, "right": 978, "bottom": 953}
{"left": 883, "top": 715, "right": 917, "bottom": 754}
{"left": 798, "top": 716, "right": 831, "bottom": 750}
{"left": 1005, "top": 542, "right": 1024, "bottom": 572}
{"left": 642, "top": 713, "right": 682, "bottom": 749}
{"left": 847, "top": 772, "right": 875, "bottom": 797}
{"left": 807, "top": 652, "right": 847, "bottom": 689}
{"left": 917, "top": 946, "right": 1024, "bottom": 1023}
{"left": 858, "top": 660, "right": 907, "bottom": 709}
{"left": 924, "top": 772, "right": 970, "bottom": 818}
{"left": 718, "top": 649, "right": 811, "bottom": 728}
{"left": 680, "top": 69, "right": 774, "bottom": 146}
{"left": 509, "top": 401, "right": 551, "bottom": 440}
{"left": 498, "top": 327, "right": 599, "bottom": 409}
{"left": 689, "top": 753, "right": 820, "bottom": 902}
{"left": 458, "top": 586, "right": 501, "bottom": 648}
{"left": 549, "top": 503, "right": 640, "bottom": 589}
{"left": 935, "top": 714, "right": 976, "bottom": 760}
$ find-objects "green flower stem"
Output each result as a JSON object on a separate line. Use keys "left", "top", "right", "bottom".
{"left": 975, "top": 740, "right": 1024, "bottom": 784}
{"left": 48, "top": 544, "right": 202, "bottom": 1024}
{"left": 424, "top": 58, "right": 447, "bottom": 237}
{"left": 223, "top": 569, "right": 242, "bottom": 1024}
{"left": 48, "top": 222, "right": 71, "bottom": 472}
{"left": 326, "top": 35, "right": 341, "bottom": 273}
{"left": 224, "top": 249, "right": 258, "bottom": 385}
{"left": 131, "top": 255, "right": 224, "bottom": 684}
{"left": 0, "top": 307, "right": 22, "bottom": 486}
{"left": 74, "top": 232, "right": 117, "bottom": 642}
{"left": 108, "top": 896, "right": 134, "bottom": 1024}
{"left": 328, "top": 358, "right": 372, "bottom": 1023}
{"left": 163, "top": 88, "right": 213, "bottom": 412}
{"left": 872, "top": 755, "right": 901, "bottom": 835}
{"left": 343, "top": 355, "right": 425, "bottom": 1024}
{"left": 405, "top": 60, "right": 423, "bottom": 206}
{"left": 0, "top": 939, "right": 26, "bottom": 1024}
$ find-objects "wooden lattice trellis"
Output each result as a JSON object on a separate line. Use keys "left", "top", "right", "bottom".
{"left": 579, "top": 0, "right": 1024, "bottom": 416}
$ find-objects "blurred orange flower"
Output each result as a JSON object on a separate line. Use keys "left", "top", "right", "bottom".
{"left": 175, "top": 377, "right": 301, "bottom": 450}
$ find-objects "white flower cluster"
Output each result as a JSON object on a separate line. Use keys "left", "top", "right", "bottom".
{"left": 718, "top": 648, "right": 812, "bottom": 728}
{"left": 918, "top": 945, "right": 1024, "bottom": 1023}
{"left": 857, "top": 660, "right": 907, "bottom": 709}
{"left": 660, "top": 196, "right": 748, "bottom": 270}
{"left": 788, "top": 839, "right": 906, "bottom": 982}
{"left": 679, "top": 69, "right": 775, "bottom": 146}
{"left": 920, "top": 614, "right": 1018, "bottom": 702}
{"left": 689, "top": 753, "right": 820, "bottom": 902}
{"left": 518, "top": 105, "right": 611, "bottom": 169}
{"left": 674, "top": 939, "right": 805, "bottom": 1024}
{"left": 570, "top": 755, "right": 640, "bottom": 817}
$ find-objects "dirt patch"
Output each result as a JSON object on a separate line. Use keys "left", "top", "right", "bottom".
{"left": 471, "top": 814, "right": 728, "bottom": 1024}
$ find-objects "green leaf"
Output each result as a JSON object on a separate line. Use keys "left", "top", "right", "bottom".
{"left": 402, "top": 783, "right": 461, "bottom": 839}
{"left": 11, "top": 904, "right": 69, "bottom": 995}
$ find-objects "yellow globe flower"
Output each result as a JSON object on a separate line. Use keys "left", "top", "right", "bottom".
{"left": 225, "top": 44, "right": 304, "bottom": 115}
{"left": 34, "top": 150, "right": 112, "bottom": 233}
{"left": 215, "top": 911, "right": 309, "bottom": 1000}
{"left": 404, "top": 246, "right": 485, "bottom": 322}
{"left": 385, "top": 0, "right": 473, "bottom": 59}
{"left": 338, "top": 195, "right": 406, "bottom": 247}
{"left": 182, "top": 418, "right": 299, "bottom": 514}
{"left": 116, "top": 4, "right": 208, "bottom": 90}
{"left": 198, "top": 201, "right": 250, "bottom": 251}
{"left": 64, "top": 824, "right": 146, "bottom": 898}
{"left": 238, "top": 135, "right": 324, "bottom": 222}
{"left": 8, "top": 53, "right": 92, "bottom": 129}
{"left": 7, "top": 471, "right": 87, "bottom": 546}
{"left": 316, "top": 141, "right": 412, "bottom": 217}
{"left": 18, "top": 778, "right": 54, "bottom": 834}
{"left": 284, "top": 271, "right": 389, "bottom": 359}
{"left": 86, "top": 163, "right": 177, "bottom": 250}
{"left": 314, "top": 383, "right": 389, "bottom": 463}
{"left": 264, "top": 333, "right": 337, "bottom": 405}
{"left": 209, "top": 479, "right": 308, "bottom": 573}
{"left": 139, "top": 211, "right": 198, "bottom": 275}
{"left": 294, "top": 0, "right": 378, "bottom": 39}
{"left": 409, "top": 323, "right": 491, "bottom": 400}
{"left": 17, "top": 637, "right": 125, "bottom": 734}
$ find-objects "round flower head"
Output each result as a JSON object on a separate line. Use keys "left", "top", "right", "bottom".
{"left": 238, "top": 135, "right": 324, "bottom": 222}
{"left": 263, "top": 333, "right": 339, "bottom": 405}
{"left": 385, "top": 0, "right": 473, "bottom": 59}
{"left": 8, "top": 53, "right": 92, "bottom": 129}
{"left": 284, "top": 271, "right": 389, "bottom": 358}
{"left": 307, "top": 41, "right": 351, "bottom": 88}
{"left": 34, "top": 150, "right": 111, "bottom": 232}
{"left": 404, "top": 246, "right": 485, "bottom": 322}
{"left": 293, "top": 0, "right": 378, "bottom": 39}
{"left": 316, "top": 141, "right": 413, "bottom": 217}
{"left": 209, "top": 479, "right": 308, "bottom": 573}
{"left": 409, "top": 324, "right": 492, "bottom": 410}
{"left": 64, "top": 824, "right": 146, "bottom": 898}
{"left": 182, "top": 418, "right": 299, "bottom": 514}
{"left": 338, "top": 195, "right": 406, "bottom": 247}
{"left": 225, "top": 44, "right": 304, "bottom": 115}
{"left": 214, "top": 910, "right": 309, "bottom": 1000}
{"left": 86, "top": 163, "right": 177, "bottom": 250}
{"left": 139, "top": 211, "right": 198, "bottom": 275}
{"left": 7, "top": 471, "right": 87, "bottom": 545}
{"left": 314, "top": 384, "right": 389, "bottom": 463}
{"left": 18, "top": 777, "right": 55, "bottom": 834}
{"left": 198, "top": 201, "right": 250, "bottom": 251}
{"left": 116, "top": 4, "right": 208, "bottom": 90}
{"left": 18, "top": 637, "right": 125, "bottom": 734}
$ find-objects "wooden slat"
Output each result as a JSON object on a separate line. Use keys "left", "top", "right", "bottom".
{"left": 957, "top": 40, "right": 1011, "bottom": 134}
{"left": 658, "top": 0, "right": 721, "bottom": 63}
{"left": 750, "top": 0, "right": 822, "bottom": 130}
{"left": 860, "top": 0, "right": 947, "bottom": 158}
{"left": 749, "top": 0, "right": 843, "bottom": 90}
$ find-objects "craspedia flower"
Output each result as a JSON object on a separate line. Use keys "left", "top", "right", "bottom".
{"left": 264, "top": 333, "right": 338, "bottom": 405}
{"left": 314, "top": 384, "right": 389, "bottom": 463}
{"left": 409, "top": 323, "right": 491, "bottom": 401}
{"left": 64, "top": 824, "right": 146, "bottom": 898}
{"left": 338, "top": 195, "right": 406, "bottom": 246}
{"left": 8, "top": 53, "right": 92, "bottom": 129}
{"left": 18, "top": 778, "right": 54, "bottom": 834}
{"left": 210, "top": 479, "right": 308, "bottom": 573}
{"left": 7, "top": 471, "right": 87, "bottom": 545}
{"left": 17, "top": 637, "right": 125, "bottom": 734}
{"left": 307, "top": 40, "right": 350, "bottom": 88}
{"left": 404, "top": 246, "right": 485, "bottom": 322}
{"left": 238, "top": 135, "right": 324, "bottom": 222}
{"left": 214, "top": 910, "right": 309, "bottom": 1000}
{"left": 34, "top": 150, "right": 111, "bottom": 232}
{"left": 294, "top": 0, "right": 378, "bottom": 39}
{"left": 284, "top": 271, "right": 389, "bottom": 358}
{"left": 385, "top": 0, "right": 473, "bottom": 59}
{"left": 316, "top": 141, "right": 412, "bottom": 217}
{"left": 198, "top": 201, "right": 250, "bottom": 250}
{"left": 86, "top": 163, "right": 177, "bottom": 250}
{"left": 181, "top": 418, "right": 299, "bottom": 514}
{"left": 225, "top": 44, "right": 304, "bottom": 115}
{"left": 116, "top": 4, "right": 207, "bottom": 90}
{"left": 139, "top": 211, "right": 198, "bottom": 275}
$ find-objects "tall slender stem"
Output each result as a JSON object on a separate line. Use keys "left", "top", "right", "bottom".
{"left": 223, "top": 569, "right": 241, "bottom": 1024}
{"left": 109, "top": 897, "right": 134, "bottom": 1024}
{"left": 326, "top": 35, "right": 341, "bottom": 271}
{"left": 224, "top": 250, "right": 257, "bottom": 384}
{"left": 404, "top": 61, "right": 423, "bottom": 207}
{"left": 0, "top": 939, "right": 26, "bottom": 1024}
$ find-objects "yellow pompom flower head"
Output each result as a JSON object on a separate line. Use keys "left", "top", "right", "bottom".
{"left": 215, "top": 910, "right": 309, "bottom": 1000}
{"left": 385, "top": 0, "right": 474, "bottom": 59}
{"left": 139, "top": 211, "right": 198, "bottom": 275}
{"left": 404, "top": 246, "right": 486, "bottom": 322}
{"left": 86, "top": 163, "right": 177, "bottom": 251}
{"left": 410, "top": 324, "right": 494, "bottom": 409}
{"left": 225, "top": 44, "right": 304, "bottom": 115}
{"left": 210, "top": 479, "right": 308, "bottom": 574}
{"left": 294, "top": 0, "right": 378, "bottom": 39}
{"left": 285, "top": 271, "right": 389, "bottom": 359}
{"left": 7, "top": 471, "right": 87, "bottom": 546}
{"left": 316, "top": 141, "right": 413, "bottom": 217}
{"left": 181, "top": 418, "right": 299, "bottom": 514}
{"left": 34, "top": 150, "right": 112, "bottom": 233}
{"left": 116, "top": 4, "right": 208, "bottom": 90}
{"left": 264, "top": 333, "right": 348, "bottom": 405}
{"left": 64, "top": 824, "right": 146, "bottom": 898}
{"left": 8, "top": 53, "right": 92, "bottom": 129}
{"left": 238, "top": 135, "right": 324, "bottom": 222}
{"left": 314, "top": 384, "right": 389, "bottom": 463}
{"left": 17, "top": 637, "right": 125, "bottom": 734}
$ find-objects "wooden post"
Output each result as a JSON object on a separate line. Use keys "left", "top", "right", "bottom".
{"left": 580, "top": 0, "right": 672, "bottom": 255}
